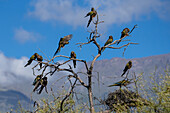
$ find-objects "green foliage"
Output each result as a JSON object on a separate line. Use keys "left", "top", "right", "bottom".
{"left": 15, "top": 68, "right": 169, "bottom": 113}
{"left": 135, "top": 68, "right": 170, "bottom": 113}
{"left": 31, "top": 90, "right": 88, "bottom": 113}
{"left": 104, "top": 68, "right": 170, "bottom": 112}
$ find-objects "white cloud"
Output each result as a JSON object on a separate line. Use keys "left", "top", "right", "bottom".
{"left": 28, "top": 0, "right": 87, "bottom": 27}
{"left": 14, "top": 27, "right": 42, "bottom": 43}
{"left": 0, "top": 52, "right": 35, "bottom": 86}
{"left": 28, "top": 0, "right": 170, "bottom": 27}
{"left": 0, "top": 52, "right": 80, "bottom": 88}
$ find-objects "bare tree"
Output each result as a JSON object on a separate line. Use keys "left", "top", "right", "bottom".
{"left": 28, "top": 9, "right": 138, "bottom": 113}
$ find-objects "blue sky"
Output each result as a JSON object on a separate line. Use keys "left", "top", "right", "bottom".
{"left": 0, "top": 0, "right": 170, "bottom": 62}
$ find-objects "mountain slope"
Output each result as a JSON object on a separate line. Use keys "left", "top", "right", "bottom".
{"left": 0, "top": 54, "right": 169, "bottom": 112}
{"left": 0, "top": 89, "right": 32, "bottom": 112}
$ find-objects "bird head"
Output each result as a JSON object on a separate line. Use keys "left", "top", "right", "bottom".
{"left": 128, "top": 61, "right": 132, "bottom": 65}
{"left": 39, "top": 74, "right": 43, "bottom": 78}
{"left": 43, "top": 77, "right": 47, "bottom": 80}
{"left": 34, "top": 53, "right": 39, "bottom": 57}
{"left": 109, "top": 35, "right": 113, "bottom": 39}
{"left": 71, "top": 51, "right": 74, "bottom": 54}
{"left": 91, "top": 7, "right": 95, "bottom": 11}
{"left": 125, "top": 28, "right": 130, "bottom": 33}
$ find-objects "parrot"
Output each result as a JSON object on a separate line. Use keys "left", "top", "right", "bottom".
{"left": 85, "top": 7, "right": 97, "bottom": 27}
{"left": 101, "top": 35, "right": 113, "bottom": 52}
{"left": 117, "top": 28, "right": 130, "bottom": 45}
{"left": 36, "top": 54, "right": 43, "bottom": 68}
{"left": 32, "top": 74, "right": 43, "bottom": 86}
{"left": 70, "top": 51, "right": 76, "bottom": 68}
{"left": 38, "top": 77, "right": 48, "bottom": 94}
{"left": 53, "top": 34, "right": 73, "bottom": 57}
{"left": 33, "top": 79, "right": 41, "bottom": 92}
{"left": 24, "top": 53, "right": 37, "bottom": 67}
{"left": 108, "top": 79, "right": 131, "bottom": 89}
{"left": 121, "top": 61, "right": 132, "bottom": 77}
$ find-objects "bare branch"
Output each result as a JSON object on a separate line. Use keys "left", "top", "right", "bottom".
{"left": 107, "top": 42, "right": 139, "bottom": 49}
{"left": 68, "top": 75, "right": 88, "bottom": 88}
{"left": 93, "top": 39, "right": 101, "bottom": 52}
{"left": 76, "top": 39, "right": 93, "bottom": 48}
{"left": 52, "top": 55, "right": 89, "bottom": 71}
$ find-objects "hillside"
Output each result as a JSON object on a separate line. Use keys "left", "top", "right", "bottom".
{"left": 0, "top": 54, "right": 169, "bottom": 112}
{"left": 0, "top": 89, "right": 32, "bottom": 112}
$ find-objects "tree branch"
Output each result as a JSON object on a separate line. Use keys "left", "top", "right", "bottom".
{"left": 60, "top": 76, "right": 77, "bottom": 112}
{"left": 68, "top": 75, "right": 88, "bottom": 88}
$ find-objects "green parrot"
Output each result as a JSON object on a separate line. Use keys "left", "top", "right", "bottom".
{"left": 121, "top": 61, "right": 132, "bottom": 77}
{"left": 101, "top": 35, "right": 113, "bottom": 52}
{"left": 53, "top": 34, "right": 73, "bottom": 57}
{"left": 36, "top": 54, "right": 43, "bottom": 68}
{"left": 24, "top": 53, "right": 37, "bottom": 67}
{"left": 85, "top": 7, "right": 97, "bottom": 27}
{"left": 70, "top": 51, "right": 76, "bottom": 68}
{"left": 33, "top": 78, "right": 41, "bottom": 92}
{"left": 38, "top": 77, "right": 48, "bottom": 94}
{"left": 117, "top": 28, "right": 130, "bottom": 45}
{"left": 32, "top": 74, "right": 43, "bottom": 86}
{"left": 108, "top": 79, "right": 131, "bottom": 89}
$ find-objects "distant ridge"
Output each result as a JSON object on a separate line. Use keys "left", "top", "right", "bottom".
{"left": 0, "top": 90, "right": 32, "bottom": 112}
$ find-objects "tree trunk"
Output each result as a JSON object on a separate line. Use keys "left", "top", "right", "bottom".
{"left": 88, "top": 75, "right": 95, "bottom": 113}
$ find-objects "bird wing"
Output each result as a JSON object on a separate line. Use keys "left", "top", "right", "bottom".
{"left": 121, "top": 65, "right": 129, "bottom": 76}
{"left": 63, "top": 34, "right": 72, "bottom": 42}
{"left": 108, "top": 81, "right": 122, "bottom": 87}
{"left": 123, "top": 80, "right": 131, "bottom": 86}
{"left": 85, "top": 11, "right": 93, "bottom": 17}
{"left": 104, "top": 38, "right": 113, "bottom": 46}
{"left": 37, "top": 55, "right": 43, "bottom": 61}
{"left": 123, "top": 65, "right": 129, "bottom": 72}
{"left": 108, "top": 83, "right": 118, "bottom": 87}
{"left": 73, "top": 53, "right": 76, "bottom": 58}
{"left": 92, "top": 10, "right": 97, "bottom": 17}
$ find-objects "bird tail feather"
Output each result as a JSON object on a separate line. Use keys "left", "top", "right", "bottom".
{"left": 73, "top": 60, "right": 76, "bottom": 68}
{"left": 87, "top": 16, "right": 92, "bottom": 27}
{"left": 53, "top": 47, "right": 61, "bottom": 57}
{"left": 121, "top": 71, "right": 126, "bottom": 77}
{"left": 117, "top": 41, "right": 121, "bottom": 45}
{"left": 108, "top": 84, "right": 117, "bottom": 87}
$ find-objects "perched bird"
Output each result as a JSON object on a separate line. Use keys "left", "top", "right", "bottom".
{"left": 121, "top": 61, "right": 132, "bottom": 77}
{"left": 38, "top": 77, "right": 48, "bottom": 94}
{"left": 24, "top": 53, "right": 37, "bottom": 67}
{"left": 108, "top": 79, "right": 131, "bottom": 89}
{"left": 85, "top": 7, "right": 97, "bottom": 27}
{"left": 117, "top": 28, "right": 130, "bottom": 45}
{"left": 33, "top": 79, "right": 41, "bottom": 92}
{"left": 32, "top": 74, "right": 43, "bottom": 86}
{"left": 70, "top": 51, "right": 76, "bottom": 68}
{"left": 101, "top": 36, "right": 113, "bottom": 52}
{"left": 53, "top": 34, "right": 73, "bottom": 56}
{"left": 36, "top": 54, "right": 43, "bottom": 68}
